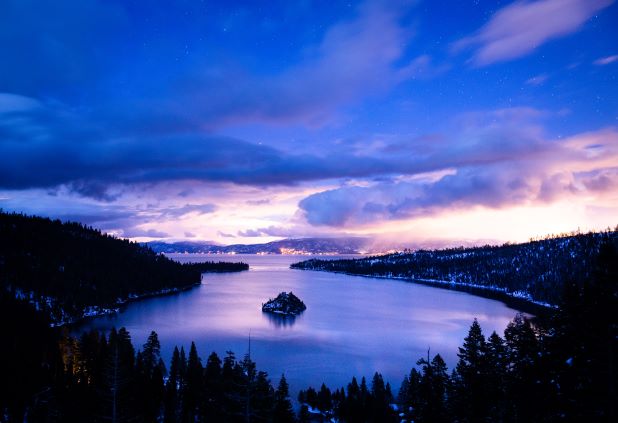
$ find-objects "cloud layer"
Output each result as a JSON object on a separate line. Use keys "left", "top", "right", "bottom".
{"left": 453, "top": 0, "right": 613, "bottom": 66}
{"left": 299, "top": 114, "right": 618, "bottom": 227}
{"left": 1, "top": 0, "right": 616, "bottom": 243}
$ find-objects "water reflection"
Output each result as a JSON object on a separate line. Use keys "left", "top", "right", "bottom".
{"left": 263, "top": 311, "right": 302, "bottom": 328}
{"left": 77, "top": 254, "right": 525, "bottom": 398}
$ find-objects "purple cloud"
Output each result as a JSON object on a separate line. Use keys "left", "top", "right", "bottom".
{"left": 525, "top": 74, "right": 549, "bottom": 86}
{"left": 144, "top": 1, "right": 416, "bottom": 129}
{"left": 122, "top": 227, "right": 170, "bottom": 238}
{"left": 237, "top": 228, "right": 263, "bottom": 237}
{"left": 157, "top": 204, "right": 217, "bottom": 218}
{"left": 236, "top": 224, "right": 344, "bottom": 239}
{"left": 593, "top": 54, "right": 618, "bottom": 65}
{"left": 3, "top": 97, "right": 559, "bottom": 196}
{"left": 453, "top": 0, "right": 613, "bottom": 66}
{"left": 246, "top": 199, "right": 271, "bottom": 206}
{"left": 298, "top": 121, "right": 618, "bottom": 227}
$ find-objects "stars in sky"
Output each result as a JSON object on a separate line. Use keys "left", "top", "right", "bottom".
{"left": 0, "top": 0, "right": 617, "bottom": 245}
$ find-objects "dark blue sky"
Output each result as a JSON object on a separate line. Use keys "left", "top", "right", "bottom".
{"left": 1, "top": 0, "right": 617, "bottom": 244}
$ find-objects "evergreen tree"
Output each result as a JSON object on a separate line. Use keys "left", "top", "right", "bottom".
{"left": 398, "top": 374, "right": 410, "bottom": 406}
{"left": 253, "top": 371, "right": 275, "bottom": 421}
{"left": 451, "top": 319, "right": 489, "bottom": 421}
{"left": 142, "top": 331, "right": 161, "bottom": 377}
{"left": 504, "top": 313, "right": 544, "bottom": 421}
{"left": 274, "top": 375, "right": 295, "bottom": 423}
{"left": 403, "top": 368, "right": 422, "bottom": 418}
{"left": 298, "top": 404, "right": 311, "bottom": 423}
{"left": 219, "top": 351, "right": 244, "bottom": 421}
{"left": 100, "top": 329, "right": 136, "bottom": 423}
{"left": 416, "top": 354, "right": 449, "bottom": 423}
{"left": 164, "top": 346, "right": 185, "bottom": 423}
{"left": 485, "top": 331, "right": 508, "bottom": 420}
{"left": 317, "top": 383, "right": 332, "bottom": 414}
{"left": 359, "top": 376, "right": 369, "bottom": 417}
{"left": 305, "top": 386, "right": 318, "bottom": 410}
{"left": 184, "top": 342, "right": 203, "bottom": 421}
{"left": 343, "top": 377, "right": 361, "bottom": 422}
{"left": 546, "top": 241, "right": 618, "bottom": 420}
{"left": 203, "top": 352, "right": 223, "bottom": 421}
{"left": 370, "top": 372, "right": 395, "bottom": 421}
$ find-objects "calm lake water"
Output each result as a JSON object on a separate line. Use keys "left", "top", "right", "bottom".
{"left": 77, "top": 254, "right": 525, "bottom": 395}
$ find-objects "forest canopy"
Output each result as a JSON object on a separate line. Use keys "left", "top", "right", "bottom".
{"left": 0, "top": 211, "right": 248, "bottom": 324}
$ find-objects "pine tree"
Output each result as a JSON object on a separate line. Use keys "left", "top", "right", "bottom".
{"left": 298, "top": 404, "right": 311, "bottom": 423}
{"left": 142, "top": 331, "right": 161, "bottom": 377}
{"left": 547, "top": 241, "right": 618, "bottom": 420}
{"left": 343, "top": 377, "right": 360, "bottom": 422}
{"left": 396, "top": 366, "right": 427, "bottom": 421}
{"left": 203, "top": 352, "right": 223, "bottom": 421}
{"left": 253, "top": 371, "right": 275, "bottom": 421}
{"left": 273, "top": 375, "right": 295, "bottom": 423}
{"left": 359, "top": 376, "right": 369, "bottom": 417}
{"left": 184, "top": 342, "right": 203, "bottom": 421}
{"left": 451, "top": 319, "right": 489, "bottom": 421}
{"left": 370, "top": 372, "right": 394, "bottom": 421}
{"left": 485, "top": 331, "right": 508, "bottom": 420}
{"left": 417, "top": 354, "right": 449, "bottom": 423}
{"left": 164, "top": 346, "right": 186, "bottom": 423}
{"left": 504, "top": 313, "right": 542, "bottom": 421}
{"left": 100, "top": 329, "right": 136, "bottom": 423}
{"left": 305, "top": 386, "right": 318, "bottom": 410}
{"left": 318, "top": 383, "right": 332, "bottom": 414}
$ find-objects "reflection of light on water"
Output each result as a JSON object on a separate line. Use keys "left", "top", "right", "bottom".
{"left": 76, "top": 254, "right": 527, "bottom": 399}
{"left": 251, "top": 265, "right": 289, "bottom": 272}
{"left": 263, "top": 312, "right": 300, "bottom": 328}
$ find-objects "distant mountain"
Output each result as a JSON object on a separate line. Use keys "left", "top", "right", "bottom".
{"left": 292, "top": 230, "right": 618, "bottom": 307}
{"left": 146, "top": 237, "right": 372, "bottom": 254}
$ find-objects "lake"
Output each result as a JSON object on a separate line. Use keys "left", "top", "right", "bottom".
{"left": 77, "top": 254, "right": 526, "bottom": 396}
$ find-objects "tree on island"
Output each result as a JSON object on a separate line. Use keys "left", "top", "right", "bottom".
{"left": 262, "top": 291, "right": 307, "bottom": 315}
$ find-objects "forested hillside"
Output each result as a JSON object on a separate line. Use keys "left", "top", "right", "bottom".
{"left": 0, "top": 212, "right": 248, "bottom": 324}
{"left": 297, "top": 242, "right": 617, "bottom": 422}
{"left": 292, "top": 229, "right": 618, "bottom": 306}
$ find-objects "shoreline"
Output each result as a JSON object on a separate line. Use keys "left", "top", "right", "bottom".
{"left": 58, "top": 281, "right": 203, "bottom": 329}
{"left": 291, "top": 267, "right": 554, "bottom": 316}
{"left": 59, "top": 267, "right": 250, "bottom": 328}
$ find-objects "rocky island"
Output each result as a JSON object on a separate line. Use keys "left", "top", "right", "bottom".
{"left": 261, "top": 291, "right": 307, "bottom": 316}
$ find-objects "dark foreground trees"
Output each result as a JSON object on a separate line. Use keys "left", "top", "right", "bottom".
{"left": 301, "top": 242, "right": 617, "bottom": 422}
{"left": 1, "top": 242, "right": 615, "bottom": 422}
{"left": 0, "top": 324, "right": 292, "bottom": 422}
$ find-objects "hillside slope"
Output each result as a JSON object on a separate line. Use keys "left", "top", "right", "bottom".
{"left": 0, "top": 212, "right": 247, "bottom": 324}
{"left": 292, "top": 230, "right": 618, "bottom": 306}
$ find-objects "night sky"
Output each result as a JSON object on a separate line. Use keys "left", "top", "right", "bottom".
{"left": 1, "top": 0, "right": 617, "bottom": 245}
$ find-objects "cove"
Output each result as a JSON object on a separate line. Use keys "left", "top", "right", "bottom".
{"left": 76, "top": 254, "right": 527, "bottom": 395}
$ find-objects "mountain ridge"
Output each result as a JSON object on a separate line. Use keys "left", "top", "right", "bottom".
{"left": 145, "top": 237, "right": 373, "bottom": 254}
{"left": 291, "top": 229, "right": 618, "bottom": 307}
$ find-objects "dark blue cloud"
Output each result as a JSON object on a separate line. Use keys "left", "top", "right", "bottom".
{"left": 1, "top": 0, "right": 617, "bottom": 240}
{"left": 0, "top": 94, "right": 566, "bottom": 201}
{"left": 122, "top": 227, "right": 170, "bottom": 238}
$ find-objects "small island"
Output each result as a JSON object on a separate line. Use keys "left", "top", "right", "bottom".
{"left": 261, "top": 291, "right": 307, "bottom": 316}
